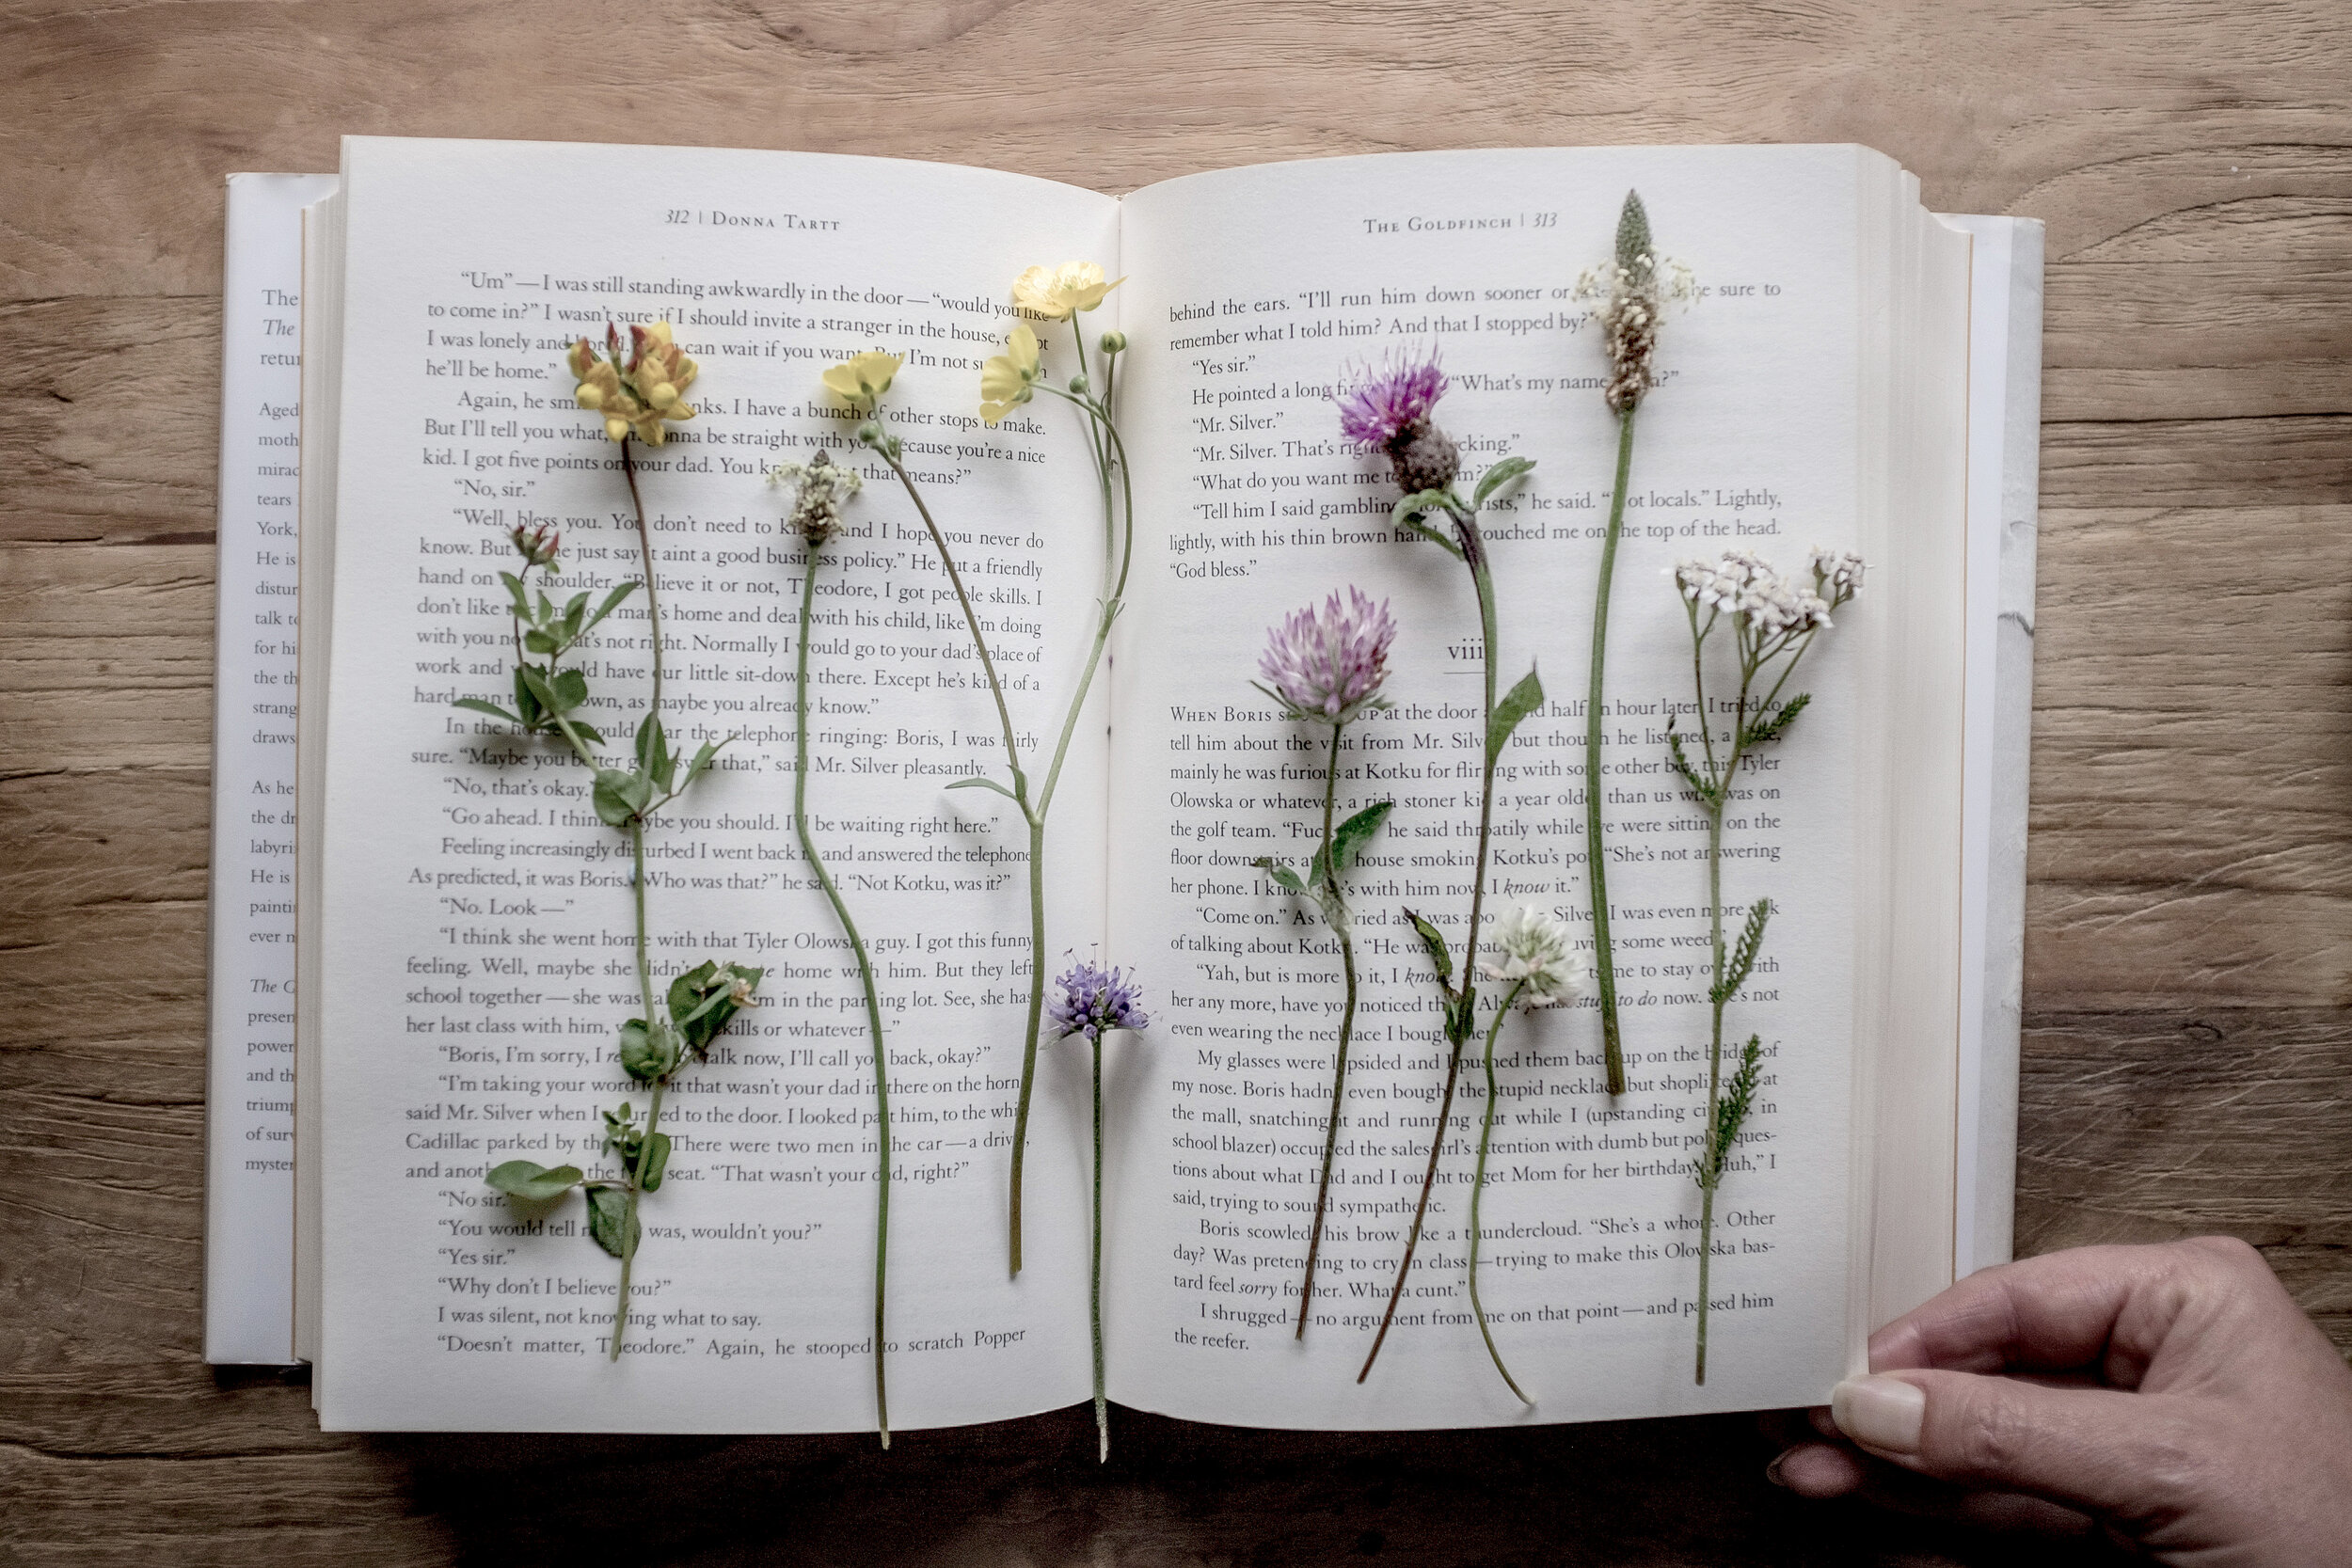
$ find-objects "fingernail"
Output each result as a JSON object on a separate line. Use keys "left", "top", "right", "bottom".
{"left": 1830, "top": 1375, "right": 1925, "bottom": 1454}
{"left": 1764, "top": 1448, "right": 1794, "bottom": 1487}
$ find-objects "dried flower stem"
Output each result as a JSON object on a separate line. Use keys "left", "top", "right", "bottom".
{"left": 1295, "top": 719, "right": 1360, "bottom": 1337}
{"left": 1469, "top": 976, "right": 1532, "bottom": 1402}
{"left": 1586, "top": 406, "right": 1635, "bottom": 1095}
{"left": 792, "top": 549, "right": 893, "bottom": 1443}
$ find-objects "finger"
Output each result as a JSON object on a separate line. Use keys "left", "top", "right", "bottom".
{"left": 1767, "top": 1441, "right": 1866, "bottom": 1497}
{"left": 1833, "top": 1370, "right": 2188, "bottom": 1521}
{"left": 1867, "top": 1243, "right": 2206, "bottom": 1380}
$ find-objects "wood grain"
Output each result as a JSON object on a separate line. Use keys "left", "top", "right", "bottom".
{"left": 1, "top": 0, "right": 2347, "bottom": 1562}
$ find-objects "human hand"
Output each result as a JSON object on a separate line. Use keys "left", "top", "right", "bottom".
{"left": 1767, "top": 1237, "right": 2352, "bottom": 1562}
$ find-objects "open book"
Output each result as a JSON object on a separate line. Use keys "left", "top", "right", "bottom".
{"left": 204, "top": 138, "right": 2042, "bottom": 1436}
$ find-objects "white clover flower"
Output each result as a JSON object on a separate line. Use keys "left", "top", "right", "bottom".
{"left": 1478, "top": 905, "right": 1591, "bottom": 1007}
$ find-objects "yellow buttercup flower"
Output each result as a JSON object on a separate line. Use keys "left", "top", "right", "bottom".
{"left": 564, "top": 322, "right": 699, "bottom": 445}
{"left": 978, "top": 325, "right": 1041, "bottom": 426}
{"left": 1011, "top": 261, "right": 1122, "bottom": 320}
{"left": 821, "top": 351, "right": 903, "bottom": 414}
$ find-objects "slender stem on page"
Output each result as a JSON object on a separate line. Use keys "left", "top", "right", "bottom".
{"left": 1586, "top": 408, "right": 1636, "bottom": 1094}
{"left": 1470, "top": 979, "right": 1531, "bottom": 1402}
{"left": 1297, "top": 719, "right": 1353, "bottom": 1338}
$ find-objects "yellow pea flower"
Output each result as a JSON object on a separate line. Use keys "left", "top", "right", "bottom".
{"left": 564, "top": 322, "right": 699, "bottom": 445}
{"left": 1010, "top": 261, "right": 1122, "bottom": 320}
{"left": 978, "top": 325, "right": 1041, "bottom": 426}
{"left": 821, "top": 351, "right": 904, "bottom": 414}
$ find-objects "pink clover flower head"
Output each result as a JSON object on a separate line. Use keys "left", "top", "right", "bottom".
{"left": 1050, "top": 960, "right": 1148, "bottom": 1044}
{"left": 1336, "top": 350, "right": 1448, "bottom": 448}
{"left": 1256, "top": 587, "right": 1396, "bottom": 724}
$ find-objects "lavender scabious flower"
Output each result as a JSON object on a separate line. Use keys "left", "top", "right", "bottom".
{"left": 1337, "top": 351, "right": 1459, "bottom": 494}
{"left": 1049, "top": 961, "right": 1148, "bottom": 1044}
{"left": 1255, "top": 588, "right": 1396, "bottom": 725}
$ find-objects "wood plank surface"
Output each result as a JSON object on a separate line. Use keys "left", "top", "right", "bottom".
{"left": 1, "top": 1, "right": 2345, "bottom": 1562}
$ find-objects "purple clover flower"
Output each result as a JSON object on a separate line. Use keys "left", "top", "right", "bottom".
{"left": 1049, "top": 960, "right": 1148, "bottom": 1044}
{"left": 1336, "top": 351, "right": 1447, "bottom": 448}
{"left": 1256, "top": 588, "right": 1395, "bottom": 724}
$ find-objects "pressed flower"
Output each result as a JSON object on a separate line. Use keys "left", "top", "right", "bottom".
{"left": 1572, "top": 194, "right": 1698, "bottom": 415}
{"left": 1050, "top": 959, "right": 1149, "bottom": 1043}
{"left": 770, "top": 449, "right": 864, "bottom": 546}
{"left": 1808, "top": 546, "right": 1866, "bottom": 603}
{"left": 1255, "top": 588, "right": 1395, "bottom": 724}
{"left": 1012, "top": 261, "right": 1123, "bottom": 320}
{"left": 1336, "top": 351, "right": 1459, "bottom": 494}
{"left": 1478, "top": 905, "right": 1591, "bottom": 1006}
{"left": 509, "top": 522, "right": 560, "bottom": 569}
{"left": 821, "top": 351, "right": 903, "bottom": 414}
{"left": 978, "top": 325, "right": 1041, "bottom": 425}
{"left": 566, "top": 321, "right": 699, "bottom": 445}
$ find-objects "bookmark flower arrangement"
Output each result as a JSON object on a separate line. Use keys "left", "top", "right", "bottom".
{"left": 1665, "top": 546, "right": 1861, "bottom": 1383}
{"left": 1250, "top": 590, "right": 1395, "bottom": 1336}
{"left": 770, "top": 451, "right": 896, "bottom": 1446}
{"left": 1336, "top": 352, "right": 1561, "bottom": 1402}
{"left": 470, "top": 323, "right": 761, "bottom": 1360}
{"left": 832, "top": 261, "right": 1139, "bottom": 1279}
{"left": 1050, "top": 958, "right": 1149, "bottom": 1462}
{"left": 1575, "top": 192, "right": 1698, "bottom": 1095}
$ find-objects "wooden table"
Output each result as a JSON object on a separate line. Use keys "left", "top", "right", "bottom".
{"left": 3, "top": 1, "right": 2345, "bottom": 1560}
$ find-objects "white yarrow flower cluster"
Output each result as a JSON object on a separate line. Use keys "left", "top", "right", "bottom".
{"left": 1808, "top": 546, "right": 1866, "bottom": 603}
{"left": 1479, "top": 905, "right": 1592, "bottom": 1007}
{"left": 1671, "top": 548, "right": 1835, "bottom": 638}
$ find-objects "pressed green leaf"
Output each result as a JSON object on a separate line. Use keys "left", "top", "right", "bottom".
{"left": 585, "top": 1184, "right": 638, "bottom": 1259}
{"left": 1258, "top": 859, "right": 1305, "bottom": 896}
{"left": 517, "top": 664, "right": 561, "bottom": 716}
{"left": 522, "top": 627, "right": 559, "bottom": 656}
{"left": 453, "top": 698, "right": 522, "bottom": 725}
{"left": 1712, "top": 897, "right": 1772, "bottom": 1005}
{"left": 1698, "top": 1036, "right": 1763, "bottom": 1191}
{"left": 550, "top": 668, "right": 590, "bottom": 713}
{"left": 512, "top": 664, "right": 547, "bottom": 723}
{"left": 1471, "top": 456, "right": 1535, "bottom": 509}
{"left": 593, "top": 768, "right": 651, "bottom": 827}
{"left": 945, "top": 776, "right": 1017, "bottom": 800}
{"left": 1327, "top": 800, "right": 1394, "bottom": 877}
{"left": 1665, "top": 722, "right": 1713, "bottom": 804}
{"left": 1486, "top": 666, "right": 1546, "bottom": 761}
{"left": 500, "top": 572, "right": 530, "bottom": 617}
{"left": 638, "top": 1132, "right": 672, "bottom": 1193}
{"left": 675, "top": 738, "right": 721, "bottom": 795}
{"left": 569, "top": 719, "right": 608, "bottom": 748}
{"left": 485, "top": 1160, "right": 582, "bottom": 1201}
{"left": 617, "top": 1017, "right": 673, "bottom": 1082}
{"left": 1390, "top": 488, "right": 1455, "bottom": 528}
{"left": 1405, "top": 907, "right": 1454, "bottom": 984}
{"left": 583, "top": 579, "right": 639, "bottom": 635}
{"left": 1740, "top": 690, "right": 1811, "bottom": 749}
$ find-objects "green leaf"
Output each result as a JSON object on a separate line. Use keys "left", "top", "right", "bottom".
{"left": 585, "top": 1184, "right": 638, "bottom": 1259}
{"left": 670, "top": 961, "right": 760, "bottom": 1053}
{"left": 1327, "top": 800, "right": 1394, "bottom": 878}
{"left": 1740, "top": 690, "right": 1810, "bottom": 749}
{"left": 550, "top": 668, "right": 590, "bottom": 714}
{"left": 512, "top": 664, "right": 547, "bottom": 724}
{"left": 522, "top": 627, "right": 559, "bottom": 656}
{"left": 517, "top": 664, "right": 561, "bottom": 717}
{"left": 581, "top": 579, "right": 639, "bottom": 635}
{"left": 946, "top": 776, "right": 1017, "bottom": 800}
{"left": 1259, "top": 860, "right": 1305, "bottom": 896}
{"left": 563, "top": 591, "right": 590, "bottom": 640}
{"left": 1471, "top": 456, "right": 1535, "bottom": 509}
{"left": 1391, "top": 488, "right": 1456, "bottom": 529}
{"left": 453, "top": 698, "right": 522, "bottom": 726}
{"left": 569, "top": 719, "right": 608, "bottom": 748}
{"left": 500, "top": 572, "right": 531, "bottom": 618}
{"left": 617, "top": 1017, "right": 675, "bottom": 1082}
{"left": 1665, "top": 721, "right": 1714, "bottom": 804}
{"left": 1486, "top": 666, "right": 1545, "bottom": 762}
{"left": 638, "top": 1132, "right": 672, "bottom": 1193}
{"left": 1711, "top": 897, "right": 1772, "bottom": 1006}
{"left": 593, "top": 768, "right": 652, "bottom": 827}
{"left": 1697, "top": 1036, "right": 1763, "bottom": 1191}
{"left": 675, "top": 738, "right": 721, "bottom": 796}
{"left": 1404, "top": 907, "right": 1454, "bottom": 985}
{"left": 485, "top": 1160, "right": 582, "bottom": 1201}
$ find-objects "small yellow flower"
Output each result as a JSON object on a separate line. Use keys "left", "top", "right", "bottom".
{"left": 564, "top": 322, "right": 699, "bottom": 445}
{"left": 1011, "top": 261, "right": 1122, "bottom": 320}
{"left": 820, "top": 351, "right": 903, "bottom": 414}
{"left": 978, "top": 325, "right": 1041, "bottom": 426}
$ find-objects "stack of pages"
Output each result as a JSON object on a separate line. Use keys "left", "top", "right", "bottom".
{"left": 206, "top": 139, "right": 2042, "bottom": 1434}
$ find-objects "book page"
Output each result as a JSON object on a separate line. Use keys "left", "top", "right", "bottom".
{"left": 1104, "top": 147, "right": 1927, "bottom": 1428}
{"left": 309, "top": 138, "right": 1120, "bottom": 1432}
{"left": 207, "top": 171, "right": 337, "bottom": 1364}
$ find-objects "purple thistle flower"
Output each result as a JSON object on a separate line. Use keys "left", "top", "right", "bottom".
{"left": 1255, "top": 588, "right": 1395, "bottom": 724}
{"left": 1336, "top": 350, "right": 1446, "bottom": 448}
{"left": 1049, "top": 960, "right": 1148, "bottom": 1044}
{"left": 1336, "top": 350, "right": 1460, "bottom": 494}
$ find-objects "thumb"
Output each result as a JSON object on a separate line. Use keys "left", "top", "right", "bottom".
{"left": 1832, "top": 1370, "right": 2185, "bottom": 1521}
